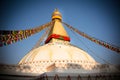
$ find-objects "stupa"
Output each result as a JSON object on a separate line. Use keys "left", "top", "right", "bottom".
{"left": 0, "top": 9, "right": 120, "bottom": 80}
{"left": 19, "top": 9, "right": 98, "bottom": 73}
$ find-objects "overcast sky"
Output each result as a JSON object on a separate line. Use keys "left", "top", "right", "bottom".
{"left": 0, "top": 0, "right": 120, "bottom": 64}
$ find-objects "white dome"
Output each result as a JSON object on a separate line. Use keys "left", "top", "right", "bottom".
{"left": 19, "top": 41, "right": 96, "bottom": 64}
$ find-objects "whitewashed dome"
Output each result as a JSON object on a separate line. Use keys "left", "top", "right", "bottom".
{"left": 19, "top": 41, "right": 96, "bottom": 64}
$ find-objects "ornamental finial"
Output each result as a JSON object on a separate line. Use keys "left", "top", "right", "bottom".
{"left": 52, "top": 8, "right": 62, "bottom": 21}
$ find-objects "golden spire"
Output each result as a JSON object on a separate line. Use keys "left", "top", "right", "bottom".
{"left": 45, "top": 9, "right": 70, "bottom": 43}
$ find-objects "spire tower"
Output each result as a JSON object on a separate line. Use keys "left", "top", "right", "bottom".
{"left": 45, "top": 9, "right": 70, "bottom": 43}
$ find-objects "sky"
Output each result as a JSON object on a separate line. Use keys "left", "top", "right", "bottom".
{"left": 0, "top": 0, "right": 120, "bottom": 64}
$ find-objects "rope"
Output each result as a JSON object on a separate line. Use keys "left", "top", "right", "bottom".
{"left": 68, "top": 26, "right": 110, "bottom": 64}
{"left": 31, "top": 23, "right": 53, "bottom": 50}
{"left": 63, "top": 22, "right": 120, "bottom": 54}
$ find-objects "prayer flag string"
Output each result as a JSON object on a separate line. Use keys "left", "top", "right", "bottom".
{"left": 63, "top": 22, "right": 120, "bottom": 53}
{"left": 0, "top": 22, "right": 53, "bottom": 47}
